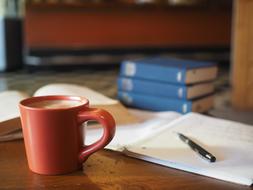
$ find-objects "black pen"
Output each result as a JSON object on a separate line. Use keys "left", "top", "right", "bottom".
{"left": 177, "top": 133, "right": 216, "bottom": 163}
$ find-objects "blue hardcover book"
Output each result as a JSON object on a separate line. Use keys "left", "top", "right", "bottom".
{"left": 120, "top": 57, "right": 217, "bottom": 84}
{"left": 118, "top": 77, "right": 214, "bottom": 99}
{"left": 118, "top": 91, "right": 213, "bottom": 114}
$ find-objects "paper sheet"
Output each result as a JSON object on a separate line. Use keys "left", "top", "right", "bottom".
{"left": 34, "top": 83, "right": 118, "bottom": 105}
{"left": 126, "top": 112, "right": 253, "bottom": 185}
{"left": 0, "top": 83, "right": 118, "bottom": 123}
{"left": 0, "top": 91, "right": 29, "bottom": 122}
{"left": 85, "top": 109, "right": 181, "bottom": 151}
{"left": 0, "top": 83, "right": 138, "bottom": 126}
{"left": 34, "top": 83, "right": 138, "bottom": 125}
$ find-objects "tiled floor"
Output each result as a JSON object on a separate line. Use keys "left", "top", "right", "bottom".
{"left": 1, "top": 66, "right": 253, "bottom": 125}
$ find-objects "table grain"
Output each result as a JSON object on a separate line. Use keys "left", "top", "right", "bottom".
{"left": 0, "top": 140, "right": 251, "bottom": 190}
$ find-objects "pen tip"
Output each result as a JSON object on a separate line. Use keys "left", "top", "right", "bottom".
{"left": 174, "top": 132, "right": 181, "bottom": 136}
{"left": 210, "top": 157, "right": 216, "bottom": 163}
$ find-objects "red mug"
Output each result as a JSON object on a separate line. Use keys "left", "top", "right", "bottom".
{"left": 19, "top": 95, "right": 115, "bottom": 175}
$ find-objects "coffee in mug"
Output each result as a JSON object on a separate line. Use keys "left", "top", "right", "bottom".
{"left": 19, "top": 95, "right": 116, "bottom": 175}
{"left": 28, "top": 100, "right": 83, "bottom": 109}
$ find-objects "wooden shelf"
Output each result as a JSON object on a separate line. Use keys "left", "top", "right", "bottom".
{"left": 25, "top": 1, "right": 232, "bottom": 11}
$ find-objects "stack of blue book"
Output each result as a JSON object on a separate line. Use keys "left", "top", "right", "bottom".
{"left": 117, "top": 57, "right": 218, "bottom": 114}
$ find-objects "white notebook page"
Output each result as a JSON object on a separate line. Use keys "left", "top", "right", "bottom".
{"left": 85, "top": 109, "right": 181, "bottom": 151}
{"left": 0, "top": 91, "right": 29, "bottom": 122}
{"left": 125, "top": 112, "right": 253, "bottom": 186}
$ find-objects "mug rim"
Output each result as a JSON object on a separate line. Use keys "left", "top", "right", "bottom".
{"left": 19, "top": 95, "right": 89, "bottom": 111}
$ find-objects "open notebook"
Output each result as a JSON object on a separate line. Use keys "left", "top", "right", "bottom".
{"left": 0, "top": 83, "right": 138, "bottom": 140}
{"left": 86, "top": 111, "right": 253, "bottom": 186}
{"left": 0, "top": 83, "right": 138, "bottom": 127}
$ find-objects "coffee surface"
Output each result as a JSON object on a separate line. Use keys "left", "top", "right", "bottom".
{"left": 28, "top": 100, "right": 83, "bottom": 109}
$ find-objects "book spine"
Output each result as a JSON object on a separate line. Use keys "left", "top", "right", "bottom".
{"left": 117, "top": 77, "right": 187, "bottom": 99}
{"left": 120, "top": 61, "right": 186, "bottom": 84}
{"left": 118, "top": 91, "right": 192, "bottom": 114}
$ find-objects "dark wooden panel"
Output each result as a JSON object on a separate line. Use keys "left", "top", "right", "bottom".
{"left": 24, "top": 4, "right": 231, "bottom": 49}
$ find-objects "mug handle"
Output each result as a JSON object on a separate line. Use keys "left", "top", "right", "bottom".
{"left": 77, "top": 108, "right": 116, "bottom": 163}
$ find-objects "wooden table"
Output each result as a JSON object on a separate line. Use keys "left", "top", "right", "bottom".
{"left": 0, "top": 140, "right": 252, "bottom": 190}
